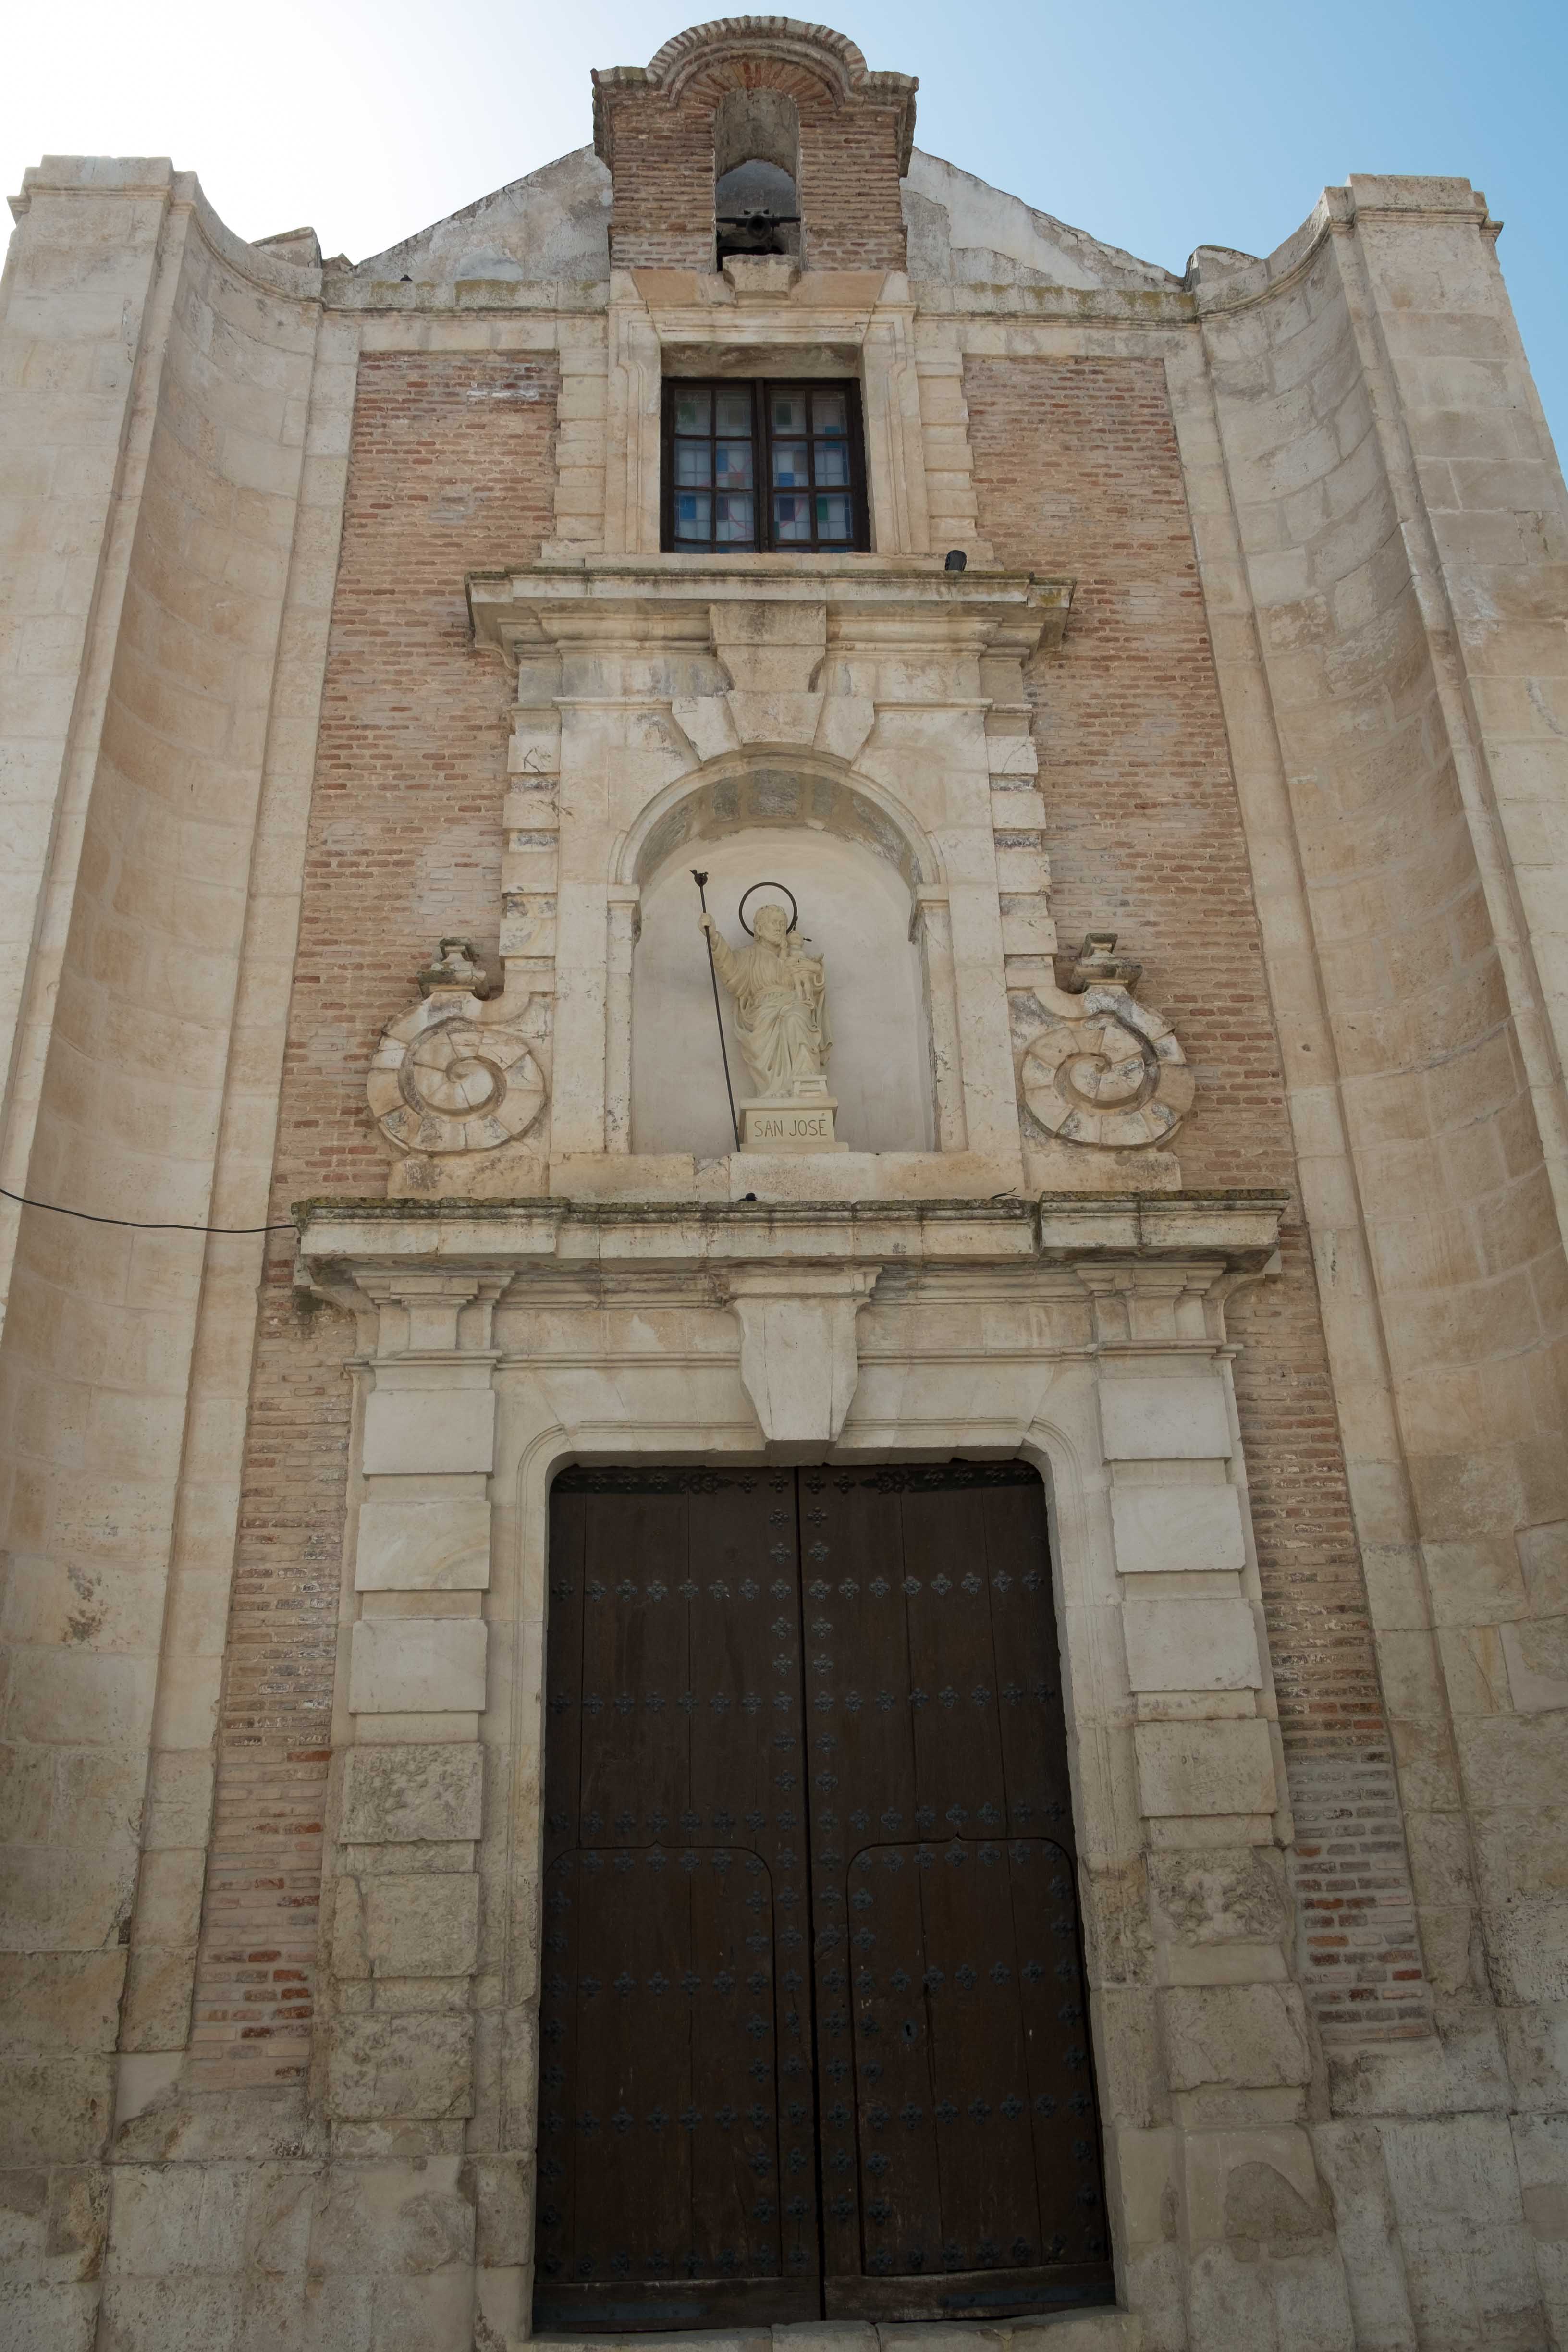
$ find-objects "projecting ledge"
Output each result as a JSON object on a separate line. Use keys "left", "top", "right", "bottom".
{"left": 1037, "top": 1191, "right": 1286, "bottom": 1273}
{"left": 526, "top": 2310, "right": 1140, "bottom": 2352}
{"left": 292, "top": 1191, "right": 1285, "bottom": 1283}
{"left": 466, "top": 556, "right": 1074, "bottom": 659}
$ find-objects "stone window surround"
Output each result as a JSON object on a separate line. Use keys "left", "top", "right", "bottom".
{"left": 597, "top": 263, "right": 936, "bottom": 562}
{"left": 292, "top": 1191, "right": 1321, "bottom": 2348}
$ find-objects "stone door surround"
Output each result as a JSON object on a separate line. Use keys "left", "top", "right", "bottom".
{"left": 289, "top": 1190, "right": 1325, "bottom": 2344}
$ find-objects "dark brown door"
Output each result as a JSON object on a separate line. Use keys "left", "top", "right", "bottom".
{"left": 535, "top": 1463, "right": 1113, "bottom": 2334}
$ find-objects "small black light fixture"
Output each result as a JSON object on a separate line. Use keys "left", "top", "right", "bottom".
{"left": 943, "top": 548, "right": 967, "bottom": 572}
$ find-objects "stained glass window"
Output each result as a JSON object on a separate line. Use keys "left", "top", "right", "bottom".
{"left": 663, "top": 380, "right": 868, "bottom": 552}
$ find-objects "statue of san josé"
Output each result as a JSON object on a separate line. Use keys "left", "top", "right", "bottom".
{"left": 698, "top": 900, "right": 831, "bottom": 1099}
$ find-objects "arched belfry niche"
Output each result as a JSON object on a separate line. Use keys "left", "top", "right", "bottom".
{"left": 713, "top": 87, "right": 801, "bottom": 263}
{"left": 625, "top": 762, "right": 940, "bottom": 1158}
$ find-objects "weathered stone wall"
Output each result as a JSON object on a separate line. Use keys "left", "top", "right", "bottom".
{"left": 965, "top": 352, "right": 1425, "bottom": 2037}
{"left": 0, "top": 161, "right": 169, "bottom": 1343}
{"left": 1198, "top": 185, "right": 1568, "bottom": 2036}
{"left": 1176, "top": 179, "right": 1568, "bottom": 2347}
{"left": 0, "top": 172, "right": 341, "bottom": 2343}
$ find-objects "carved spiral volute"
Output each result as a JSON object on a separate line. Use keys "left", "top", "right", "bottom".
{"left": 1019, "top": 989, "right": 1194, "bottom": 1149}
{"left": 368, "top": 1001, "right": 546, "bottom": 1156}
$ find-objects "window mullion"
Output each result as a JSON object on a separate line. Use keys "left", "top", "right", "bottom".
{"left": 758, "top": 380, "right": 772, "bottom": 553}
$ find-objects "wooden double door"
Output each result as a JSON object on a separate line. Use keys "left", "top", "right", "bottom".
{"left": 536, "top": 1462, "right": 1112, "bottom": 2332}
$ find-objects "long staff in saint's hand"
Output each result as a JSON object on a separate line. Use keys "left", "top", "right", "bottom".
{"left": 691, "top": 870, "right": 741, "bottom": 1150}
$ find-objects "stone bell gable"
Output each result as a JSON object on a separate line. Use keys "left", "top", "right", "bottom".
{"left": 593, "top": 17, "right": 915, "bottom": 272}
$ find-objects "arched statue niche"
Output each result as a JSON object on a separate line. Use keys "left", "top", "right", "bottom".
{"left": 627, "top": 766, "right": 937, "bottom": 1158}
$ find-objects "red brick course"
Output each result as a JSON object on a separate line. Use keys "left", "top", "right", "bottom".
{"left": 965, "top": 354, "right": 1427, "bottom": 2033}
{"left": 189, "top": 353, "right": 558, "bottom": 2087}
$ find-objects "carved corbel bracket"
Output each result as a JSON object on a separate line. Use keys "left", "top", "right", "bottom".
{"left": 351, "top": 1268, "right": 510, "bottom": 1360}
{"left": 718, "top": 1265, "right": 880, "bottom": 1455}
{"left": 1053, "top": 931, "right": 1144, "bottom": 995}
{"left": 708, "top": 599, "right": 827, "bottom": 747}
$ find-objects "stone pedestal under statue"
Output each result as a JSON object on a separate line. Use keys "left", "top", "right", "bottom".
{"left": 738, "top": 1082, "right": 845, "bottom": 1150}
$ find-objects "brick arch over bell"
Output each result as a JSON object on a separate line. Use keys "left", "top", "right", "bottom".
{"left": 645, "top": 20, "right": 872, "bottom": 105}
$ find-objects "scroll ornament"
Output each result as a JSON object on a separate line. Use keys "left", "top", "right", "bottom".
{"left": 1019, "top": 933, "right": 1195, "bottom": 1150}
{"left": 368, "top": 938, "right": 546, "bottom": 1157}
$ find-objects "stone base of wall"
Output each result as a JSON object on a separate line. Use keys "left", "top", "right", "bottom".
{"left": 54, "top": 2061, "right": 1563, "bottom": 2352}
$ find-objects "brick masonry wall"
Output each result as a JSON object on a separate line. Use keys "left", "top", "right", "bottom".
{"left": 965, "top": 354, "right": 1427, "bottom": 2034}
{"left": 189, "top": 353, "right": 558, "bottom": 2090}
{"left": 606, "top": 82, "right": 906, "bottom": 273}
{"left": 607, "top": 91, "right": 715, "bottom": 271}
{"left": 796, "top": 99, "right": 906, "bottom": 272}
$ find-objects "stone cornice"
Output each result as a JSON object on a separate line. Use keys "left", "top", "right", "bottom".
{"left": 467, "top": 558, "right": 1073, "bottom": 662}
{"left": 1036, "top": 1191, "right": 1285, "bottom": 1267}
{"left": 294, "top": 1190, "right": 1286, "bottom": 1283}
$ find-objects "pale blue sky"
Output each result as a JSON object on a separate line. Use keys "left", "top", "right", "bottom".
{"left": 5, "top": 0, "right": 1565, "bottom": 459}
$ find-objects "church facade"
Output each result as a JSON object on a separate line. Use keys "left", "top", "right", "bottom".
{"left": 1, "top": 18, "right": 1567, "bottom": 2349}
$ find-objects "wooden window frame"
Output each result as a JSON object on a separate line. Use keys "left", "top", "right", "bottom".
{"left": 661, "top": 377, "right": 871, "bottom": 554}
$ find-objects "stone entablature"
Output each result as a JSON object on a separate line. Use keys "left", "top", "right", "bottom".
{"left": 296, "top": 1188, "right": 1286, "bottom": 1275}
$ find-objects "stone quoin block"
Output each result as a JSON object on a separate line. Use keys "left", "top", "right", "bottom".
{"left": 1110, "top": 1480, "right": 1249, "bottom": 1577}
{"left": 347, "top": 1618, "right": 488, "bottom": 1715}
{"left": 1160, "top": 1982, "right": 1313, "bottom": 2091}
{"left": 353, "top": 1492, "right": 493, "bottom": 1590}
{"left": 1134, "top": 1718, "right": 1280, "bottom": 1819}
{"left": 360, "top": 1381, "right": 497, "bottom": 1478}
{"left": 1122, "top": 1595, "right": 1262, "bottom": 1690}
{"left": 339, "top": 1742, "right": 485, "bottom": 1843}
{"left": 362, "top": 1873, "right": 480, "bottom": 1978}
{"left": 1099, "top": 1376, "right": 1235, "bottom": 1461}
{"left": 325, "top": 2013, "right": 476, "bottom": 2119}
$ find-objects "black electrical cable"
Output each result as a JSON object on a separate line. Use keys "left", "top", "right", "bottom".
{"left": 0, "top": 1183, "right": 1020, "bottom": 1233}
{"left": 0, "top": 1183, "right": 294, "bottom": 1236}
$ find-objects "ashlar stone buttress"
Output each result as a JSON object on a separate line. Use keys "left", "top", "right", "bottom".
{"left": 1, "top": 16, "right": 1566, "bottom": 2352}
